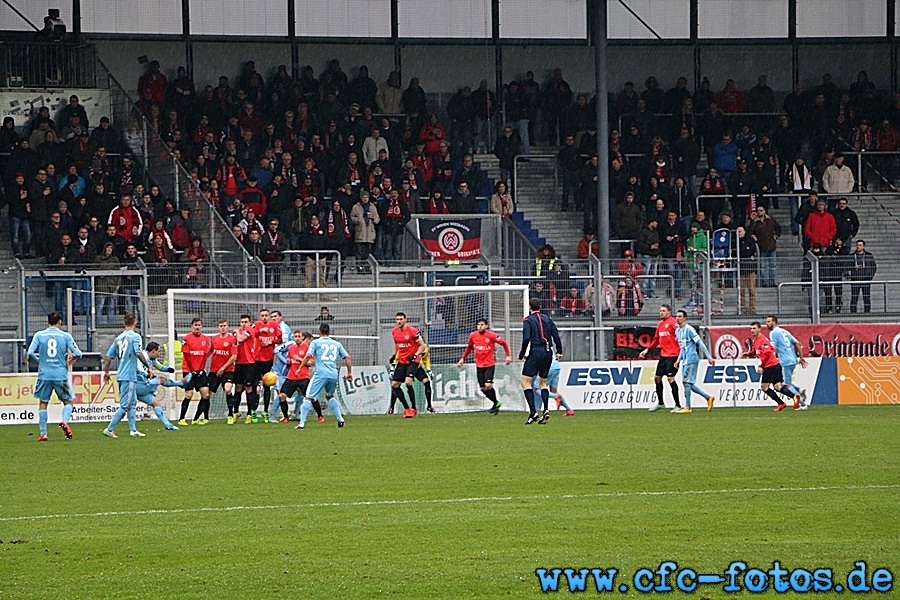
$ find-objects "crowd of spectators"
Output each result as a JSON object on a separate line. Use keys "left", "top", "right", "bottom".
{"left": 0, "top": 58, "right": 896, "bottom": 303}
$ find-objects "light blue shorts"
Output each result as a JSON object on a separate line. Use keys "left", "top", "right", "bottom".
{"left": 276, "top": 374, "right": 286, "bottom": 393}
{"left": 35, "top": 379, "right": 73, "bottom": 403}
{"left": 117, "top": 380, "right": 137, "bottom": 409}
{"left": 681, "top": 362, "right": 699, "bottom": 385}
{"left": 135, "top": 378, "right": 160, "bottom": 405}
{"left": 306, "top": 375, "right": 337, "bottom": 400}
{"left": 781, "top": 363, "right": 797, "bottom": 387}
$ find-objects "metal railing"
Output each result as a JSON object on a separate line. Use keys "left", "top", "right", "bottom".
{"left": 100, "top": 60, "right": 262, "bottom": 288}
{"left": 0, "top": 41, "right": 98, "bottom": 88}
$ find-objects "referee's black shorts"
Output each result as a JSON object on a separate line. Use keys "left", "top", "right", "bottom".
{"left": 522, "top": 350, "right": 552, "bottom": 378}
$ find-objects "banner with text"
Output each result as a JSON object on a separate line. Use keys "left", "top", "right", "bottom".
{"left": 418, "top": 219, "right": 482, "bottom": 261}
{"left": 708, "top": 323, "right": 900, "bottom": 360}
{"left": 0, "top": 88, "right": 111, "bottom": 129}
{"left": 556, "top": 358, "right": 833, "bottom": 410}
{"left": 613, "top": 326, "right": 660, "bottom": 360}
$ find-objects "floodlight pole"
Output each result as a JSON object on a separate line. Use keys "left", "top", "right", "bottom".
{"left": 593, "top": 0, "right": 610, "bottom": 265}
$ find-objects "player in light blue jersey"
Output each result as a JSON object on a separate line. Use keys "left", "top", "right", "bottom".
{"left": 135, "top": 341, "right": 190, "bottom": 431}
{"left": 295, "top": 323, "right": 352, "bottom": 429}
{"left": 102, "top": 313, "right": 152, "bottom": 438}
{"left": 765, "top": 315, "right": 808, "bottom": 409}
{"left": 674, "top": 310, "right": 716, "bottom": 413}
{"left": 27, "top": 311, "right": 83, "bottom": 441}
{"left": 269, "top": 335, "right": 294, "bottom": 423}
{"left": 532, "top": 354, "right": 574, "bottom": 416}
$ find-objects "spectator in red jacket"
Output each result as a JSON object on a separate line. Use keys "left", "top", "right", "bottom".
{"left": 138, "top": 60, "right": 168, "bottom": 107}
{"left": 803, "top": 198, "right": 837, "bottom": 249}
{"left": 716, "top": 79, "right": 745, "bottom": 113}
{"left": 238, "top": 175, "right": 268, "bottom": 217}
{"left": 108, "top": 194, "right": 143, "bottom": 243}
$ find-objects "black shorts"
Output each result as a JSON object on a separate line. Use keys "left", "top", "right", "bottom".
{"left": 255, "top": 360, "right": 274, "bottom": 380}
{"left": 183, "top": 370, "right": 209, "bottom": 391}
{"left": 280, "top": 378, "right": 310, "bottom": 399}
{"left": 522, "top": 350, "right": 552, "bottom": 378}
{"left": 761, "top": 365, "right": 783, "bottom": 384}
{"left": 234, "top": 363, "right": 258, "bottom": 387}
{"left": 207, "top": 371, "right": 234, "bottom": 393}
{"left": 392, "top": 362, "right": 421, "bottom": 383}
{"left": 476, "top": 366, "right": 496, "bottom": 387}
{"left": 655, "top": 356, "right": 679, "bottom": 378}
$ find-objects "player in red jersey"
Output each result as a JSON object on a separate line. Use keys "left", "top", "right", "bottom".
{"left": 389, "top": 312, "right": 430, "bottom": 417}
{"left": 208, "top": 319, "right": 239, "bottom": 424}
{"left": 177, "top": 317, "right": 211, "bottom": 425}
{"left": 744, "top": 321, "right": 789, "bottom": 412}
{"left": 638, "top": 304, "right": 684, "bottom": 412}
{"left": 457, "top": 318, "right": 511, "bottom": 414}
{"left": 279, "top": 330, "right": 325, "bottom": 422}
{"left": 234, "top": 314, "right": 260, "bottom": 423}
{"left": 253, "top": 309, "right": 283, "bottom": 421}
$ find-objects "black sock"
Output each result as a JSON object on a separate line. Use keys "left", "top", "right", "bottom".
{"left": 484, "top": 387, "right": 497, "bottom": 404}
{"left": 263, "top": 386, "right": 271, "bottom": 412}
{"left": 655, "top": 381, "right": 665, "bottom": 405}
{"left": 180, "top": 398, "right": 191, "bottom": 420}
{"left": 392, "top": 386, "right": 409, "bottom": 409}
{"left": 226, "top": 393, "right": 235, "bottom": 415}
{"left": 200, "top": 397, "right": 211, "bottom": 419}
{"left": 765, "top": 387, "right": 783, "bottom": 405}
{"left": 524, "top": 388, "right": 536, "bottom": 414}
{"left": 670, "top": 381, "right": 681, "bottom": 407}
{"left": 406, "top": 385, "right": 416, "bottom": 410}
{"left": 193, "top": 400, "right": 204, "bottom": 421}
{"left": 424, "top": 381, "right": 433, "bottom": 408}
{"left": 541, "top": 388, "right": 550, "bottom": 411}
{"left": 778, "top": 386, "right": 795, "bottom": 398}
{"left": 280, "top": 400, "right": 289, "bottom": 419}
{"left": 247, "top": 391, "right": 259, "bottom": 412}
{"left": 312, "top": 399, "right": 323, "bottom": 417}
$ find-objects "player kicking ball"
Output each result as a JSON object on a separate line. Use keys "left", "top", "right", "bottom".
{"left": 27, "top": 311, "right": 83, "bottom": 441}
{"left": 295, "top": 323, "right": 352, "bottom": 429}
{"left": 136, "top": 341, "right": 190, "bottom": 430}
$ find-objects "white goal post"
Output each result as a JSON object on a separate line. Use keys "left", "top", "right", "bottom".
{"left": 165, "top": 286, "right": 529, "bottom": 416}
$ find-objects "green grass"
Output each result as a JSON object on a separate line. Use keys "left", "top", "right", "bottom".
{"left": 1, "top": 406, "right": 898, "bottom": 599}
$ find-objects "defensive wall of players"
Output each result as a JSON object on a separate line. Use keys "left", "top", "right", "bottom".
{"left": 0, "top": 355, "right": 895, "bottom": 425}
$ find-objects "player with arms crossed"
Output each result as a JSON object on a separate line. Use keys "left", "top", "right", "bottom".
{"left": 457, "top": 318, "right": 511, "bottom": 414}
{"left": 766, "top": 315, "right": 809, "bottom": 410}
{"left": 519, "top": 297, "right": 563, "bottom": 425}
{"left": 389, "top": 312, "right": 432, "bottom": 417}
{"left": 295, "top": 323, "right": 352, "bottom": 429}
{"left": 639, "top": 304, "right": 684, "bottom": 413}
{"left": 674, "top": 310, "right": 715, "bottom": 413}
{"left": 136, "top": 341, "right": 188, "bottom": 430}
{"left": 102, "top": 313, "right": 153, "bottom": 438}
{"left": 28, "top": 311, "right": 82, "bottom": 441}
{"left": 209, "top": 320, "right": 239, "bottom": 424}
{"left": 177, "top": 317, "right": 212, "bottom": 425}
{"left": 234, "top": 314, "right": 260, "bottom": 423}
{"left": 745, "top": 321, "right": 790, "bottom": 412}
{"left": 253, "top": 309, "right": 283, "bottom": 422}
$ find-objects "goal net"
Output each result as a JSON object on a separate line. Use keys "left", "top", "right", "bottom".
{"left": 164, "top": 286, "right": 529, "bottom": 419}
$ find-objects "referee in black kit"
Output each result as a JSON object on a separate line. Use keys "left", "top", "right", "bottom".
{"left": 518, "top": 297, "right": 563, "bottom": 425}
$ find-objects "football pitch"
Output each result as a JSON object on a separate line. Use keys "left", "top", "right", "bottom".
{"left": 1, "top": 406, "right": 898, "bottom": 599}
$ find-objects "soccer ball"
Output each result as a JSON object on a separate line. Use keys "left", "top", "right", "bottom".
{"left": 261, "top": 372, "right": 278, "bottom": 387}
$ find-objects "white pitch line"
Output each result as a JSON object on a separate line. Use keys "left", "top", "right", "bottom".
{"left": 1, "top": 484, "right": 897, "bottom": 524}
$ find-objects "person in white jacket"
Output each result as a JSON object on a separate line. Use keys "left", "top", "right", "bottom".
{"left": 821, "top": 152, "right": 856, "bottom": 200}
{"left": 362, "top": 127, "right": 389, "bottom": 167}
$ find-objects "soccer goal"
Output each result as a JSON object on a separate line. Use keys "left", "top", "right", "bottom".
{"left": 165, "top": 285, "right": 529, "bottom": 418}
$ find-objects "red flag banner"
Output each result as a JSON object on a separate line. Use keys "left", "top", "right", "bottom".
{"left": 708, "top": 323, "right": 900, "bottom": 359}
{"left": 419, "top": 219, "right": 482, "bottom": 261}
